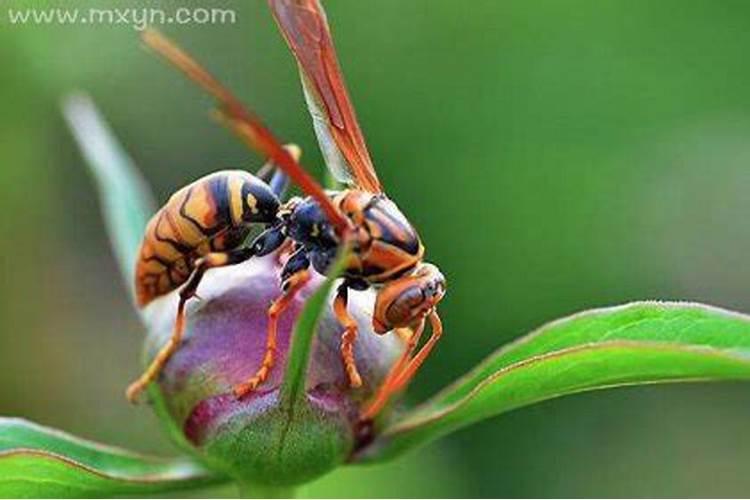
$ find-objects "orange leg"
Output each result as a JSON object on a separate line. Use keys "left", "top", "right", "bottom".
{"left": 384, "top": 326, "right": 425, "bottom": 388}
{"left": 389, "top": 311, "right": 443, "bottom": 394}
{"left": 361, "top": 312, "right": 443, "bottom": 420}
{"left": 126, "top": 294, "right": 188, "bottom": 403}
{"left": 126, "top": 250, "right": 252, "bottom": 403}
{"left": 334, "top": 285, "right": 362, "bottom": 388}
{"left": 234, "top": 270, "right": 311, "bottom": 398}
{"left": 361, "top": 321, "right": 425, "bottom": 420}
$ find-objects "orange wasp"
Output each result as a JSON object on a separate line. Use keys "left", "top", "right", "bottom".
{"left": 127, "top": 0, "right": 446, "bottom": 420}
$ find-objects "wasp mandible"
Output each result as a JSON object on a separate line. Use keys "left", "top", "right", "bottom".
{"left": 127, "top": 0, "right": 446, "bottom": 420}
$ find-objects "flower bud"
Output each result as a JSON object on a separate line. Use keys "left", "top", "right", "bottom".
{"left": 140, "top": 254, "right": 402, "bottom": 487}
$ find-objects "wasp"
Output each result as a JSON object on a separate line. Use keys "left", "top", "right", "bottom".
{"left": 127, "top": 0, "right": 446, "bottom": 420}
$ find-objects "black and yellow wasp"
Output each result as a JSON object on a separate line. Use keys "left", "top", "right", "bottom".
{"left": 128, "top": 0, "right": 446, "bottom": 420}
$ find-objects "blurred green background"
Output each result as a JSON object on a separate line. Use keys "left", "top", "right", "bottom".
{"left": 3, "top": 0, "right": 750, "bottom": 497}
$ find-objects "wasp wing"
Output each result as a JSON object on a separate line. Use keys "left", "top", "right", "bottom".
{"left": 269, "top": 0, "right": 383, "bottom": 193}
{"left": 141, "top": 29, "right": 351, "bottom": 235}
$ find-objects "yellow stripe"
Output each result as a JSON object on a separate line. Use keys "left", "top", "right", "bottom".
{"left": 228, "top": 175, "right": 245, "bottom": 225}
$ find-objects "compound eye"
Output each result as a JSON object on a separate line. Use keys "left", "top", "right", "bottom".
{"left": 405, "top": 286, "right": 426, "bottom": 306}
{"left": 384, "top": 286, "right": 426, "bottom": 328}
{"left": 426, "top": 278, "right": 446, "bottom": 300}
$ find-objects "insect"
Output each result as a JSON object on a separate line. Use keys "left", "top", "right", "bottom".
{"left": 127, "top": 0, "right": 446, "bottom": 420}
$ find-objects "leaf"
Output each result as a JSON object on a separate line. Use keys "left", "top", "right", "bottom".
{"left": 360, "top": 301, "right": 750, "bottom": 462}
{"left": 0, "top": 418, "right": 224, "bottom": 498}
{"left": 61, "top": 93, "right": 155, "bottom": 303}
{"left": 279, "top": 244, "right": 351, "bottom": 408}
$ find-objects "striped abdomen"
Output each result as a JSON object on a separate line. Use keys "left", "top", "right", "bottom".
{"left": 135, "top": 170, "right": 280, "bottom": 306}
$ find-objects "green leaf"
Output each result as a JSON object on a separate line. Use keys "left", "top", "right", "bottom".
{"left": 0, "top": 417, "right": 224, "bottom": 498}
{"left": 360, "top": 301, "right": 750, "bottom": 461}
{"left": 61, "top": 93, "right": 155, "bottom": 303}
{"left": 279, "top": 244, "right": 351, "bottom": 408}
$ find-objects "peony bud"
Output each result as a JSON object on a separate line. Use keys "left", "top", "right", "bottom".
{"left": 139, "top": 253, "right": 403, "bottom": 487}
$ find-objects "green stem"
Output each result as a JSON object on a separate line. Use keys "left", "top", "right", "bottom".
{"left": 237, "top": 481, "right": 296, "bottom": 498}
{"left": 278, "top": 244, "right": 351, "bottom": 409}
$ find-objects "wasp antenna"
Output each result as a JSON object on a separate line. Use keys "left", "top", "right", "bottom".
{"left": 141, "top": 28, "right": 351, "bottom": 235}
{"left": 142, "top": 29, "right": 233, "bottom": 105}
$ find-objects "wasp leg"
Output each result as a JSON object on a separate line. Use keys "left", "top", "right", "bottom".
{"left": 334, "top": 284, "right": 363, "bottom": 388}
{"left": 126, "top": 247, "right": 254, "bottom": 403}
{"left": 387, "top": 325, "right": 425, "bottom": 385}
{"left": 234, "top": 249, "right": 311, "bottom": 398}
{"left": 269, "top": 169, "right": 290, "bottom": 198}
{"left": 389, "top": 311, "right": 443, "bottom": 394}
{"left": 360, "top": 322, "right": 426, "bottom": 420}
{"left": 360, "top": 312, "right": 442, "bottom": 420}
{"left": 257, "top": 144, "right": 299, "bottom": 197}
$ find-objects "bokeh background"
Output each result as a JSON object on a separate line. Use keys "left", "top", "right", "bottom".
{"left": 3, "top": 0, "right": 750, "bottom": 497}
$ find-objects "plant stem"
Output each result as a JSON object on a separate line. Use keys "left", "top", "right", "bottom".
{"left": 237, "top": 481, "right": 296, "bottom": 498}
{"left": 278, "top": 244, "right": 351, "bottom": 409}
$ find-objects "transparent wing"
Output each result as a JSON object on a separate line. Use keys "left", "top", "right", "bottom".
{"left": 269, "top": 0, "right": 383, "bottom": 193}
{"left": 141, "top": 29, "right": 351, "bottom": 235}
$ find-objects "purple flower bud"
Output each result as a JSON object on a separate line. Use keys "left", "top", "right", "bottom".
{"left": 139, "top": 254, "right": 403, "bottom": 486}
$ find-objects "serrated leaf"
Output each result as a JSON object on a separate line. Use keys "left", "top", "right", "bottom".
{"left": 0, "top": 418, "right": 224, "bottom": 498}
{"left": 360, "top": 301, "right": 750, "bottom": 461}
{"left": 62, "top": 93, "right": 155, "bottom": 304}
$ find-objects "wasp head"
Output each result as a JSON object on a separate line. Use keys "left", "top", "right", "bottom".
{"left": 372, "top": 263, "right": 446, "bottom": 334}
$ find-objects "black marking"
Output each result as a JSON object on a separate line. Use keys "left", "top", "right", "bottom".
{"left": 344, "top": 277, "right": 369, "bottom": 291}
{"left": 360, "top": 263, "right": 387, "bottom": 277}
{"left": 366, "top": 200, "right": 420, "bottom": 255}
{"left": 179, "top": 187, "right": 221, "bottom": 237}
{"left": 208, "top": 174, "right": 233, "bottom": 228}
{"left": 165, "top": 269, "right": 177, "bottom": 287}
{"left": 210, "top": 226, "right": 250, "bottom": 252}
{"left": 384, "top": 261, "right": 418, "bottom": 281}
{"left": 241, "top": 178, "right": 282, "bottom": 223}
{"left": 281, "top": 248, "right": 311, "bottom": 285}
{"left": 142, "top": 253, "right": 174, "bottom": 268}
{"left": 153, "top": 212, "right": 193, "bottom": 254}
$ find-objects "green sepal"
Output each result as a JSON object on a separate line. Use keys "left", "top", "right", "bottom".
{"left": 62, "top": 93, "right": 155, "bottom": 305}
{"left": 0, "top": 417, "right": 225, "bottom": 498}
{"left": 360, "top": 301, "right": 750, "bottom": 461}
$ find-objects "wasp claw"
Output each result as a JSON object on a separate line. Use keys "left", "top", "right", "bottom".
{"left": 348, "top": 371, "right": 363, "bottom": 389}
{"left": 125, "top": 381, "right": 145, "bottom": 404}
{"left": 233, "top": 382, "right": 255, "bottom": 399}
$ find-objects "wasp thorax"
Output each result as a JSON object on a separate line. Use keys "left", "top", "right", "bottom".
{"left": 288, "top": 197, "right": 337, "bottom": 247}
{"left": 140, "top": 253, "right": 402, "bottom": 486}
